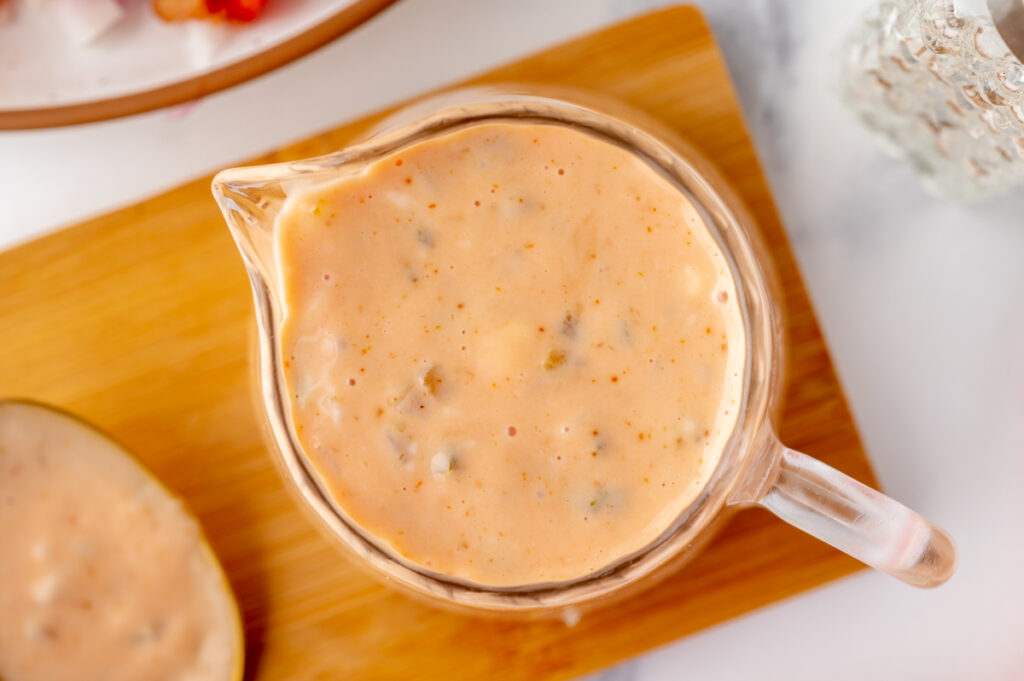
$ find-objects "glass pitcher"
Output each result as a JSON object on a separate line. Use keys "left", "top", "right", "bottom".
{"left": 212, "top": 86, "right": 957, "bottom": 615}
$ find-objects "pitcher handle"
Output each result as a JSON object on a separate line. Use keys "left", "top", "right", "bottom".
{"left": 754, "top": 445, "right": 957, "bottom": 588}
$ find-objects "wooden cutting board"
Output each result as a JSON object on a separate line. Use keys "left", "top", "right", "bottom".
{"left": 0, "top": 6, "right": 878, "bottom": 680}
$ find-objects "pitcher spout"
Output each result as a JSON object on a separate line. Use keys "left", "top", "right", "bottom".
{"left": 212, "top": 167, "right": 292, "bottom": 287}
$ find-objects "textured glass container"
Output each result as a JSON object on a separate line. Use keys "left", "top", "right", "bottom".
{"left": 842, "top": 0, "right": 1024, "bottom": 199}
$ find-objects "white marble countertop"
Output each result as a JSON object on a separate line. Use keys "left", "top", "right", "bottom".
{"left": 2, "top": 1, "right": 1022, "bottom": 678}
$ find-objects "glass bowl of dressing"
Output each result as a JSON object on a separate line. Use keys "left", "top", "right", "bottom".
{"left": 213, "top": 87, "right": 956, "bottom": 617}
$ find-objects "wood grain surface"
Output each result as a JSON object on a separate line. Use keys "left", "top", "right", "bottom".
{"left": 0, "top": 6, "right": 878, "bottom": 679}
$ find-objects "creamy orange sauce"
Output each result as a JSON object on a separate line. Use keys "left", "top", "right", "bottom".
{"left": 277, "top": 122, "right": 744, "bottom": 586}
{"left": 0, "top": 403, "right": 237, "bottom": 681}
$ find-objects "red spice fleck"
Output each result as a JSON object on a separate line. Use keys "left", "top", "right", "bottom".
{"left": 557, "top": 169, "right": 565, "bottom": 175}
{"left": 348, "top": 378, "right": 356, "bottom": 386}
{"left": 404, "top": 178, "right": 412, "bottom": 184}
{"left": 428, "top": 203, "right": 437, "bottom": 209}
{"left": 395, "top": 159, "right": 403, "bottom": 166}
{"left": 323, "top": 273, "right": 330, "bottom": 280}
{"left": 538, "top": 326, "right": 545, "bottom": 333}
{"left": 611, "top": 376, "right": 619, "bottom": 383}
{"left": 507, "top": 426, "right": 517, "bottom": 437}
{"left": 474, "top": 200, "right": 480, "bottom": 207}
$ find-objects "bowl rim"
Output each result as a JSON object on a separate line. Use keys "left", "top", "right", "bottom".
{"left": 0, "top": 0, "right": 398, "bottom": 131}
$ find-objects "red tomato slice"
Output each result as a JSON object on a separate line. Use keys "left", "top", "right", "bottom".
{"left": 204, "top": 0, "right": 265, "bottom": 21}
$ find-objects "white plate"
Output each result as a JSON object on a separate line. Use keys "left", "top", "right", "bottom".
{"left": 0, "top": 0, "right": 396, "bottom": 128}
